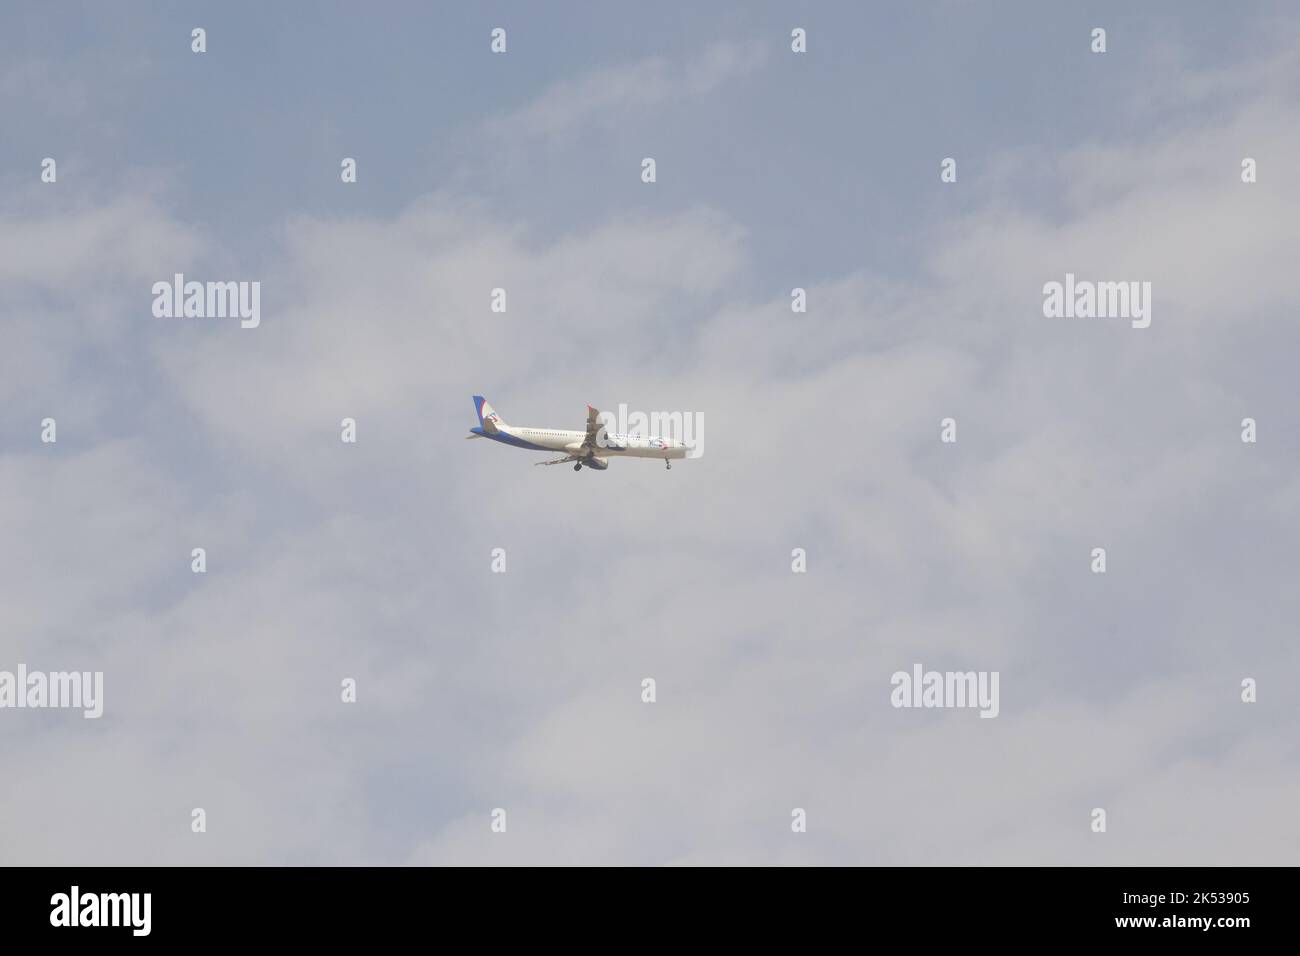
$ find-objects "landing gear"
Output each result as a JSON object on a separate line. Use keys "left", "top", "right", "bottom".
{"left": 665, "top": 459, "right": 671, "bottom": 470}
{"left": 573, "top": 462, "right": 582, "bottom": 471}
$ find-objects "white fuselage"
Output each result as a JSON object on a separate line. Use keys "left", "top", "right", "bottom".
{"left": 503, "top": 425, "right": 690, "bottom": 460}
{"left": 469, "top": 396, "right": 694, "bottom": 470}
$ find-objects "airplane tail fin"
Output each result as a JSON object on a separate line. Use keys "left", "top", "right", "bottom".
{"left": 473, "top": 395, "right": 506, "bottom": 434}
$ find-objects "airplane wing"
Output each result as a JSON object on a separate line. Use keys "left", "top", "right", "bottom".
{"left": 534, "top": 455, "right": 579, "bottom": 466}
{"left": 582, "top": 405, "right": 603, "bottom": 450}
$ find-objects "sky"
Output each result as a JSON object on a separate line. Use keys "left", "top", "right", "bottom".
{"left": 2, "top": 1, "right": 1299, "bottom": 865}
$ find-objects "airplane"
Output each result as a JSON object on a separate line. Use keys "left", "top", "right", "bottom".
{"left": 466, "top": 395, "right": 692, "bottom": 471}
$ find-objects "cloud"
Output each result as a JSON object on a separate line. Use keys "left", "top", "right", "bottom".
{"left": 3, "top": 11, "right": 1299, "bottom": 866}
{"left": 487, "top": 39, "right": 768, "bottom": 139}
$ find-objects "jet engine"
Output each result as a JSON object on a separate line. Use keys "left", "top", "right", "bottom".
{"left": 584, "top": 456, "right": 609, "bottom": 471}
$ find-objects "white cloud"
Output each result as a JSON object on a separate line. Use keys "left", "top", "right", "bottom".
{"left": 488, "top": 39, "right": 768, "bottom": 139}
{"left": 4, "top": 15, "right": 1300, "bottom": 866}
